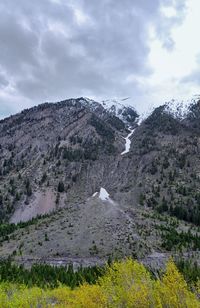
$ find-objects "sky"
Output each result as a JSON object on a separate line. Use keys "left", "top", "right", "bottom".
{"left": 0, "top": 0, "right": 200, "bottom": 119}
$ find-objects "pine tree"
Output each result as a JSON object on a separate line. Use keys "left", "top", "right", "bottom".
{"left": 58, "top": 181, "right": 64, "bottom": 193}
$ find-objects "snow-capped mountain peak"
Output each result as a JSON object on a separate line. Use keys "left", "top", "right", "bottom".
{"left": 101, "top": 97, "right": 133, "bottom": 113}
{"left": 163, "top": 95, "right": 200, "bottom": 119}
{"left": 76, "top": 97, "right": 139, "bottom": 127}
{"left": 101, "top": 98, "right": 139, "bottom": 126}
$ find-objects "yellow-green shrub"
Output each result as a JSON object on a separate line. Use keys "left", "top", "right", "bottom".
{"left": 0, "top": 259, "right": 199, "bottom": 308}
{"left": 156, "top": 259, "right": 200, "bottom": 308}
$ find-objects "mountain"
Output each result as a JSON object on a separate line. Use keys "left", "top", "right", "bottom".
{"left": 0, "top": 97, "right": 200, "bottom": 267}
{"left": 0, "top": 97, "right": 138, "bottom": 222}
{"left": 101, "top": 98, "right": 139, "bottom": 126}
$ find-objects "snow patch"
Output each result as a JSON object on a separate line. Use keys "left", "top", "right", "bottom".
{"left": 91, "top": 188, "right": 114, "bottom": 203}
{"left": 98, "top": 187, "right": 114, "bottom": 204}
{"left": 99, "top": 188, "right": 110, "bottom": 201}
{"left": 92, "top": 192, "right": 98, "bottom": 197}
{"left": 121, "top": 129, "right": 135, "bottom": 155}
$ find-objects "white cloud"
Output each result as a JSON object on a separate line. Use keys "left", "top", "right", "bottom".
{"left": 146, "top": 0, "right": 200, "bottom": 104}
{"left": 161, "top": 6, "right": 177, "bottom": 18}
{"left": 0, "top": 0, "right": 191, "bottom": 118}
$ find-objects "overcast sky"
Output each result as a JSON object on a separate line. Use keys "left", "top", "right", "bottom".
{"left": 0, "top": 0, "right": 200, "bottom": 119}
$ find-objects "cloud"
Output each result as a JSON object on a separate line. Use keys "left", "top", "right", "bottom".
{"left": 182, "top": 71, "right": 200, "bottom": 85}
{"left": 0, "top": 72, "right": 9, "bottom": 89}
{"left": 0, "top": 0, "right": 186, "bottom": 118}
{"left": 181, "top": 54, "right": 200, "bottom": 87}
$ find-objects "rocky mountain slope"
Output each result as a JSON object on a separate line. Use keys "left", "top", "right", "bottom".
{"left": 1, "top": 96, "right": 200, "bottom": 266}
{"left": 0, "top": 97, "right": 138, "bottom": 222}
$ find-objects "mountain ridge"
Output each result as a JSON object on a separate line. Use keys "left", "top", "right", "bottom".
{"left": 1, "top": 96, "right": 200, "bottom": 266}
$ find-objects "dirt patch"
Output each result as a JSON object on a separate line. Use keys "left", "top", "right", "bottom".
{"left": 10, "top": 189, "right": 57, "bottom": 223}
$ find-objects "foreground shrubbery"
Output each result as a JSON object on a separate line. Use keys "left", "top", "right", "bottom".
{"left": 0, "top": 259, "right": 199, "bottom": 307}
